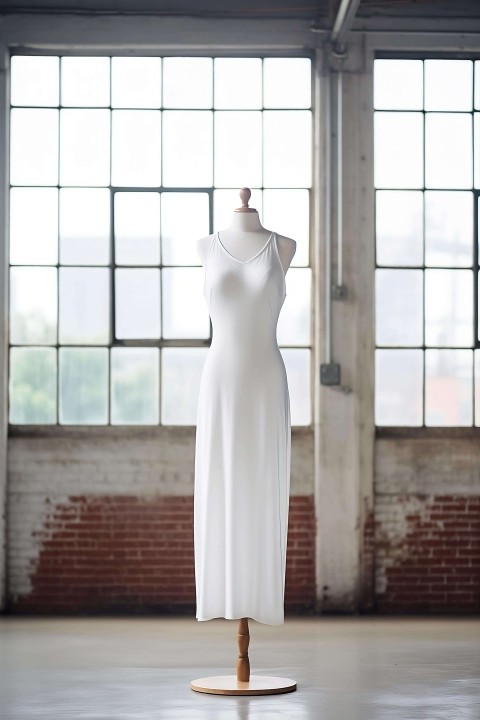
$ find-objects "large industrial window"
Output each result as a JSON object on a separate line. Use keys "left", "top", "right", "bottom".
{"left": 374, "top": 56, "right": 480, "bottom": 426}
{"left": 8, "top": 54, "right": 313, "bottom": 426}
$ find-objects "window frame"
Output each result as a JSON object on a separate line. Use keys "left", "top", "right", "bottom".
{"left": 374, "top": 49, "right": 480, "bottom": 428}
{"left": 6, "top": 50, "right": 315, "bottom": 427}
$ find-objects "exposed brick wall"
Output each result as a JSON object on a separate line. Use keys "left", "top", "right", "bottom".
{"left": 285, "top": 495, "right": 316, "bottom": 610}
{"left": 360, "top": 498, "right": 375, "bottom": 611}
{"left": 7, "top": 494, "right": 316, "bottom": 615}
{"left": 375, "top": 495, "right": 480, "bottom": 613}
{"left": 10, "top": 427, "right": 479, "bottom": 615}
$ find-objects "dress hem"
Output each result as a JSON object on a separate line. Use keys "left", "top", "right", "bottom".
{"left": 196, "top": 614, "right": 284, "bottom": 626}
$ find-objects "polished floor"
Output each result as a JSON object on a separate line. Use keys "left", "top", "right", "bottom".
{"left": 0, "top": 615, "right": 479, "bottom": 719}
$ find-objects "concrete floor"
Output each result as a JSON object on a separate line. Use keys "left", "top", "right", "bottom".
{"left": 0, "top": 616, "right": 479, "bottom": 719}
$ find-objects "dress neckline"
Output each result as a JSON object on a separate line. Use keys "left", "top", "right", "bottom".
{"left": 216, "top": 230, "right": 275, "bottom": 265}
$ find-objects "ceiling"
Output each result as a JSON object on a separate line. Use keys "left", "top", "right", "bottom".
{"left": 0, "top": 0, "right": 479, "bottom": 21}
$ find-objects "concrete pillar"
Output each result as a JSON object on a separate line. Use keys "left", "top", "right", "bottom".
{"left": 0, "top": 44, "right": 10, "bottom": 611}
{"left": 314, "top": 37, "right": 376, "bottom": 611}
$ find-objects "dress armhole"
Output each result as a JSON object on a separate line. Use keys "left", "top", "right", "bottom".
{"left": 273, "top": 232, "right": 287, "bottom": 298}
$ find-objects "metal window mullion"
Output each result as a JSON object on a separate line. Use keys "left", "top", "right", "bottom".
{"left": 422, "top": 59, "right": 426, "bottom": 427}
{"left": 109, "top": 58, "right": 114, "bottom": 425}
{"left": 56, "top": 61, "right": 61, "bottom": 424}
{"left": 468, "top": 96, "right": 476, "bottom": 426}
{"left": 472, "top": 62, "right": 477, "bottom": 422}
{"left": 159, "top": 61, "right": 164, "bottom": 426}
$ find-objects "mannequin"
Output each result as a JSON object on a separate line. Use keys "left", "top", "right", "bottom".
{"left": 196, "top": 191, "right": 296, "bottom": 278}
{"left": 191, "top": 188, "right": 297, "bottom": 696}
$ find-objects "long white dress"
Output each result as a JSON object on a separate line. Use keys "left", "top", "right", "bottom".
{"left": 194, "top": 230, "right": 291, "bottom": 625}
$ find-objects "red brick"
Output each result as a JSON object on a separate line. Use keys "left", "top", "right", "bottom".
{"left": 376, "top": 494, "right": 480, "bottom": 613}
{"left": 10, "top": 494, "right": 316, "bottom": 615}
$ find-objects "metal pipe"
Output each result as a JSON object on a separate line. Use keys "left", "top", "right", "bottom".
{"left": 337, "top": 65, "right": 343, "bottom": 289}
{"left": 324, "top": 61, "right": 331, "bottom": 364}
{"left": 330, "top": 0, "right": 362, "bottom": 55}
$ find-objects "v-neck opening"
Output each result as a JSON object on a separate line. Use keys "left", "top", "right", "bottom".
{"left": 216, "top": 230, "right": 274, "bottom": 265}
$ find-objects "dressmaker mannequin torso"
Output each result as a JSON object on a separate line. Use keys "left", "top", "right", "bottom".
{"left": 197, "top": 211, "right": 296, "bottom": 277}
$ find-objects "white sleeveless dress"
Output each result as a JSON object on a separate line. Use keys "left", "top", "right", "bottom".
{"left": 194, "top": 230, "right": 291, "bottom": 625}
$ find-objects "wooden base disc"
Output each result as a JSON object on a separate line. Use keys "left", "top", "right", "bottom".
{"left": 191, "top": 674, "right": 297, "bottom": 696}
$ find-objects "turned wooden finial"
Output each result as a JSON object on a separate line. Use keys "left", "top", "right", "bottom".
{"left": 235, "top": 187, "right": 257, "bottom": 213}
{"left": 236, "top": 617, "right": 250, "bottom": 681}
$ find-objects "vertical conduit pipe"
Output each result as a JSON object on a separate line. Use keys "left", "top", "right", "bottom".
{"left": 324, "top": 61, "right": 331, "bottom": 364}
{"left": 337, "top": 66, "right": 343, "bottom": 290}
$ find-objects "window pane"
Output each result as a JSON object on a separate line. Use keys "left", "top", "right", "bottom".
{"left": 214, "top": 111, "right": 262, "bottom": 188}
{"left": 161, "top": 192, "right": 210, "bottom": 265}
{"left": 425, "top": 191, "right": 473, "bottom": 267}
{"left": 8, "top": 52, "right": 313, "bottom": 429}
{"left": 9, "top": 347, "right": 57, "bottom": 424}
{"left": 373, "top": 59, "right": 423, "bottom": 110}
{"left": 111, "top": 57, "right": 161, "bottom": 109}
{"left": 277, "top": 268, "right": 311, "bottom": 346}
{"left": 60, "top": 109, "right": 110, "bottom": 186}
{"left": 425, "top": 113, "right": 472, "bottom": 189}
{"left": 374, "top": 112, "right": 423, "bottom": 189}
{"left": 264, "top": 111, "right": 312, "bottom": 188}
{"left": 375, "top": 349, "right": 423, "bottom": 426}
{"left": 424, "top": 59, "right": 473, "bottom": 112}
{"left": 263, "top": 190, "right": 310, "bottom": 267}
{"left": 425, "top": 269, "right": 473, "bottom": 347}
{"left": 162, "top": 347, "right": 207, "bottom": 424}
{"left": 11, "top": 55, "right": 59, "bottom": 107}
{"left": 478, "top": 274, "right": 480, "bottom": 344}
{"left": 111, "top": 110, "right": 161, "bottom": 187}
{"left": 162, "top": 111, "right": 213, "bottom": 187}
{"left": 475, "top": 113, "right": 480, "bottom": 189}
{"left": 214, "top": 188, "right": 263, "bottom": 233}
{"left": 214, "top": 58, "right": 262, "bottom": 109}
{"left": 60, "top": 188, "right": 110, "bottom": 265}
{"left": 59, "top": 348, "right": 108, "bottom": 424}
{"left": 263, "top": 58, "right": 311, "bottom": 109}
{"left": 281, "top": 348, "right": 310, "bottom": 426}
{"left": 10, "top": 267, "right": 57, "bottom": 344}
{"left": 10, "top": 108, "right": 58, "bottom": 186}
{"left": 375, "top": 190, "right": 423, "bottom": 266}
{"left": 425, "top": 349, "right": 472, "bottom": 426}
{"left": 375, "top": 269, "right": 423, "bottom": 346}
{"left": 163, "top": 57, "right": 212, "bottom": 108}
{"left": 10, "top": 187, "right": 58, "bottom": 265}
{"left": 114, "top": 192, "right": 160, "bottom": 266}
{"left": 162, "top": 268, "right": 209, "bottom": 339}
{"left": 115, "top": 269, "right": 160, "bottom": 340}
{"left": 111, "top": 347, "right": 159, "bottom": 424}
{"left": 61, "top": 57, "right": 110, "bottom": 107}
{"left": 59, "top": 268, "right": 110, "bottom": 344}
{"left": 476, "top": 62, "right": 480, "bottom": 110}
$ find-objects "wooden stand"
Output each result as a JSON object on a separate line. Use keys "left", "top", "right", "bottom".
{"left": 191, "top": 617, "right": 297, "bottom": 696}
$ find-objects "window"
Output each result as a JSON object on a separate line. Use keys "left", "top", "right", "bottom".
{"left": 374, "top": 56, "right": 480, "bottom": 426}
{"left": 8, "top": 54, "right": 313, "bottom": 426}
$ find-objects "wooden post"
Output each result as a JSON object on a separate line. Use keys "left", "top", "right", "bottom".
{"left": 236, "top": 617, "right": 250, "bottom": 681}
{"left": 191, "top": 614, "right": 296, "bottom": 694}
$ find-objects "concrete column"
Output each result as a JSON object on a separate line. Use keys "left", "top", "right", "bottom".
{"left": 314, "top": 37, "right": 376, "bottom": 611}
{"left": 0, "top": 44, "right": 10, "bottom": 611}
